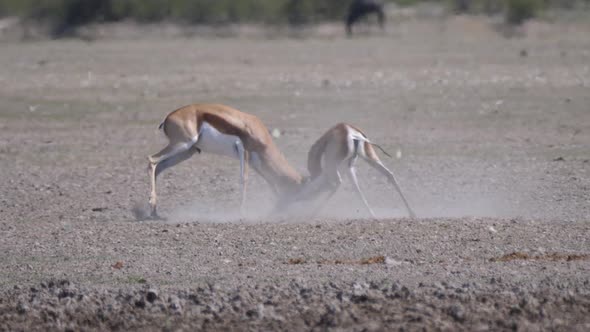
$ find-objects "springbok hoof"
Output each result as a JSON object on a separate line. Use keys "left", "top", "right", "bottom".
{"left": 148, "top": 207, "right": 165, "bottom": 221}
{"left": 149, "top": 213, "right": 166, "bottom": 221}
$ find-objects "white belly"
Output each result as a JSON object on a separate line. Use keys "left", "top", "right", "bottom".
{"left": 195, "top": 122, "right": 241, "bottom": 159}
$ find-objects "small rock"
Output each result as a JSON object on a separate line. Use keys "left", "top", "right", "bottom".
{"left": 352, "top": 282, "right": 368, "bottom": 296}
{"left": 448, "top": 304, "right": 465, "bottom": 322}
{"left": 509, "top": 306, "right": 522, "bottom": 316}
{"left": 168, "top": 295, "right": 182, "bottom": 311}
{"left": 246, "top": 308, "right": 258, "bottom": 318}
{"left": 488, "top": 226, "right": 498, "bottom": 233}
{"left": 398, "top": 286, "right": 412, "bottom": 299}
{"left": 135, "top": 299, "right": 146, "bottom": 308}
{"left": 146, "top": 289, "right": 158, "bottom": 303}
{"left": 170, "top": 301, "right": 182, "bottom": 311}
{"left": 16, "top": 302, "right": 28, "bottom": 314}
{"left": 385, "top": 257, "right": 402, "bottom": 266}
{"left": 271, "top": 128, "right": 281, "bottom": 138}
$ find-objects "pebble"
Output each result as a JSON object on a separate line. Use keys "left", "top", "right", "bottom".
{"left": 134, "top": 299, "right": 146, "bottom": 309}
{"left": 146, "top": 289, "right": 159, "bottom": 303}
{"left": 1, "top": 279, "right": 587, "bottom": 330}
{"left": 271, "top": 128, "right": 281, "bottom": 138}
{"left": 385, "top": 257, "right": 402, "bottom": 266}
{"left": 16, "top": 302, "right": 28, "bottom": 314}
{"left": 448, "top": 304, "right": 465, "bottom": 322}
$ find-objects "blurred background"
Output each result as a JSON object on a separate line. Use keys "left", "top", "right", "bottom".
{"left": 1, "top": 3, "right": 590, "bottom": 330}
{"left": 0, "top": 0, "right": 588, "bottom": 221}
{"left": 0, "top": 0, "right": 589, "bottom": 39}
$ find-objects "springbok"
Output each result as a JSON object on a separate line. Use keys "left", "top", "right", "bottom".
{"left": 147, "top": 105, "right": 415, "bottom": 219}
{"left": 286, "top": 123, "right": 415, "bottom": 218}
{"left": 147, "top": 103, "right": 304, "bottom": 218}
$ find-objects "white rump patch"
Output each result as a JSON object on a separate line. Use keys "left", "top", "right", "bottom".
{"left": 196, "top": 122, "right": 242, "bottom": 159}
{"left": 347, "top": 131, "right": 368, "bottom": 159}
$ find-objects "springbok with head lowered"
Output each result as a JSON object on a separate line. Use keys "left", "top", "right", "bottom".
{"left": 288, "top": 123, "right": 415, "bottom": 218}
{"left": 147, "top": 103, "right": 304, "bottom": 219}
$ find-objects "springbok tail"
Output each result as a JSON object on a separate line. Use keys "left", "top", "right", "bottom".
{"left": 157, "top": 120, "right": 168, "bottom": 136}
{"left": 370, "top": 142, "right": 392, "bottom": 158}
{"left": 352, "top": 135, "right": 392, "bottom": 158}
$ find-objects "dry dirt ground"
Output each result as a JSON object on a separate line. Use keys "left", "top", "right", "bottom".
{"left": 0, "top": 18, "right": 589, "bottom": 330}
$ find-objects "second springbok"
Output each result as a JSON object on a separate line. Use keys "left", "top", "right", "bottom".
{"left": 284, "top": 123, "right": 416, "bottom": 218}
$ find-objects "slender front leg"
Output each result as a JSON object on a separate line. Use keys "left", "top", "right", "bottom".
{"left": 148, "top": 160, "right": 158, "bottom": 217}
{"left": 235, "top": 141, "right": 248, "bottom": 215}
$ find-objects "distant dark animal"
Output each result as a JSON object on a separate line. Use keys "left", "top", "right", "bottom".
{"left": 346, "top": 0, "right": 386, "bottom": 36}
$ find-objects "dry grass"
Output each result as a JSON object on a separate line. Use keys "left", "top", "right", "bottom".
{"left": 490, "top": 252, "right": 590, "bottom": 262}
{"left": 287, "top": 258, "right": 307, "bottom": 265}
{"left": 287, "top": 255, "right": 386, "bottom": 265}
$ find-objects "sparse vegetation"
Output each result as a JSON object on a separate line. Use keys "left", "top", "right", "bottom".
{"left": 505, "top": 0, "right": 543, "bottom": 25}
{"left": 127, "top": 276, "right": 147, "bottom": 284}
{"left": 450, "top": 0, "right": 590, "bottom": 25}
{"left": 0, "top": 0, "right": 352, "bottom": 26}
{"left": 0, "top": 0, "right": 588, "bottom": 35}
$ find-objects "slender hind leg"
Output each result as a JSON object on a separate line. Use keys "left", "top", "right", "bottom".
{"left": 148, "top": 142, "right": 194, "bottom": 218}
{"left": 155, "top": 147, "right": 198, "bottom": 178}
{"left": 347, "top": 153, "right": 376, "bottom": 218}
{"left": 365, "top": 158, "right": 416, "bottom": 218}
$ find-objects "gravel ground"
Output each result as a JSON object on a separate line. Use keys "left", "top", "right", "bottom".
{"left": 0, "top": 17, "right": 589, "bottom": 330}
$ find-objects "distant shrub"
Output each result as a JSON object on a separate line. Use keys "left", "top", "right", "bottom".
{"left": 0, "top": 0, "right": 357, "bottom": 34}
{"left": 283, "top": 0, "right": 314, "bottom": 25}
{"left": 450, "top": 0, "right": 507, "bottom": 15}
{"left": 0, "top": 0, "right": 583, "bottom": 36}
{"left": 452, "top": 0, "right": 470, "bottom": 13}
{"left": 504, "top": 0, "right": 543, "bottom": 25}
